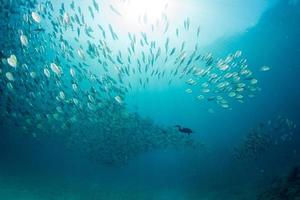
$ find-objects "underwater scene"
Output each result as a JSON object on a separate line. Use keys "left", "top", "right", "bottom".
{"left": 1, "top": 0, "right": 300, "bottom": 199}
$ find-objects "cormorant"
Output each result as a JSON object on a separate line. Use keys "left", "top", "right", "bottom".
{"left": 174, "top": 125, "right": 193, "bottom": 135}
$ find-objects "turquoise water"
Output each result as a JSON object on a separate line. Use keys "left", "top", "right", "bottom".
{"left": 1, "top": 0, "right": 300, "bottom": 199}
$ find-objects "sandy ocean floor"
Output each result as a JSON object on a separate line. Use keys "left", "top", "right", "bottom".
{"left": 0, "top": 174, "right": 258, "bottom": 200}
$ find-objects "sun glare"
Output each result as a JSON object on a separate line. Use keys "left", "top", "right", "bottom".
{"left": 123, "top": 0, "right": 169, "bottom": 24}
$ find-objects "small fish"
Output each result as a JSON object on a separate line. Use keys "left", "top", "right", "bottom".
{"left": 109, "top": 4, "right": 121, "bottom": 16}
{"left": 114, "top": 96, "right": 122, "bottom": 104}
{"left": 93, "top": 0, "right": 100, "bottom": 12}
{"left": 97, "top": 25, "right": 106, "bottom": 39}
{"left": 7, "top": 54, "right": 17, "bottom": 68}
{"left": 260, "top": 66, "right": 271, "bottom": 72}
{"left": 70, "top": 1, "right": 75, "bottom": 10}
{"left": 32, "top": 11, "right": 41, "bottom": 23}
{"left": 77, "top": 49, "right": 85, "bottom": 60}
{"left": 169, "top": 48, "right": 176, "bottom": 56}
{"left": 20, "top": 34, "right": 28, "bottom": 46}
{"left": 165, "top": 38, "right": 169, "bottom": 53}
{"left": 50, "top": 63, "right": 62, "bottom": 76}
{"left": 88, "top": 6, "right": 94, "bottom": 19}
{"left": 32, "top": 27, "right": 46, "bottom": 33}
{"left": 108, "top": 24, "right": 118, "bottom": 40}
{"left": 197, "top": 26, "right": 201, "bottom": 38}
{"left": 6, "top": 72, "right": 14, "bottom": 81}
{"left": 44, "top": 68, "right": 51, "bottom": 78}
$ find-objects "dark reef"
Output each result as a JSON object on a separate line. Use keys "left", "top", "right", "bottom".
{"left": 257, "top": 166, "right": 300, "bottom": 200}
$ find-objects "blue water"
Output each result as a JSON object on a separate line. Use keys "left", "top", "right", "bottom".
{"left": 0, "top": 0, "right": 300, "bottom": 199}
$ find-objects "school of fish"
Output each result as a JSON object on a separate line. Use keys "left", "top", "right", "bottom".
{"left": 0, "top": 0, "right": 270, "bottom": 165}
{"left": 233, "top": 115, "right": 297, "bottom": 160}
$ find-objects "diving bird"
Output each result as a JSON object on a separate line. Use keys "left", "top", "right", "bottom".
{"left": 174, "top": 125, "right": 193, "bottom": 135}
